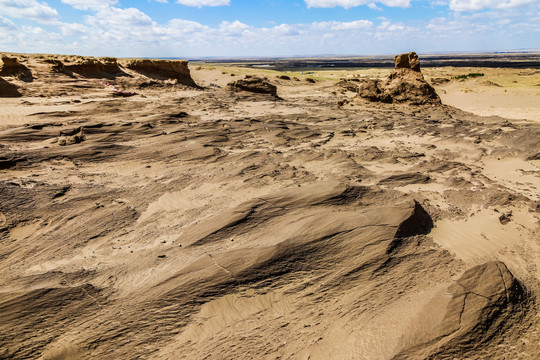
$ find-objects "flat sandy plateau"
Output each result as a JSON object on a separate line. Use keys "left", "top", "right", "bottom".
{"left": 0, "top": 55, "right": 539, "bottom": 359}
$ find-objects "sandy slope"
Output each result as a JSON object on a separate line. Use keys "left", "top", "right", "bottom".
{"left": 0, "top": 56, "right": 539, "bottom": 359}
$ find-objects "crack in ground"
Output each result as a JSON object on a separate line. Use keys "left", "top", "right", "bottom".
{"left": 495, "top": 262, "right": 510, "bottom": 303}
{"left": 208, "top": 254, "right": 238, "bottom": 283}
{"left": 457, "top": 282, "right": 492, "bottom": 301}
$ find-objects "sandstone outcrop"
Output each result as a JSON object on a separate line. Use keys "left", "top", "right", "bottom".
{"left": 357, "top": 52, "right": 440, "bottom": 105}
{"left": 395, "top": 261, "right": 530, "bottom": 359}
{"left": 57, "top": 127, "right": 86, "bottom": 146}
{"left": 0, "top": 56, "right": 32, "bottom": 80}
{"left": 64, "top": 57, "right": 123, "bottom": 77}
{"left": 227, "top": 75, "right": 279, "bottom": 98}
{"left": 42, "top": 59, "right": 66, "bottom": 73}
{"left": 0, "top": 77, "right": 21, "bottom": 97}
{"left": 120, "top": 59, "right": 196, "bottom": 86}
{"left": 394, "top": 52, "right": 421, "bottom": 72}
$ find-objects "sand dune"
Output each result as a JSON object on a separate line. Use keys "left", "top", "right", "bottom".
{"left": 0, "top": 53, "right": 539, "bottom": 359}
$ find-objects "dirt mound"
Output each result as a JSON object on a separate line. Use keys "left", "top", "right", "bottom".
{"left": 0, "top": 77, "right": 21, "bottom": 97}
{"left": 357, "top": 79, "right": 390, "bottom": 102}
{"left": 64, "top": 57, "right": 123, "bottom": 77}
{"left": 357, "top": 52, "right": 441, "bottom": 105}
{"left": 396, "top": 261, "right": 530, "bottom": 359}
{"left": 120, "top": 59, "right": 196, "bottom": 86}
{"left": 384, "top": 68, "right": 440, "bottom": 104}
{"left": 336, "top": 79, "right": 359, "bottom": 92}
{"left": 227, "top": 75, "right": 279, "bottom": 98}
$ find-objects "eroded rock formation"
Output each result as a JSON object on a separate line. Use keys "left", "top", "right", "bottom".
{"left": 0, "top": 56, "right": 32, "bottom": 80}
{"left": 64, "top": 57, "right": 123, "bottom": 76}
{"left": 42, "top": 59, "right": 66, "bottom": 73}
{"left": 227, "top": 75, "right": 279, "bottom": 99}
{"left": 394, "top": 52, "right": 421, "bottom": 72}
{"left": 120, "top": 59, "right": 196, "bottom": 86}
{"left": 0, "top": 77, "right": 21, "bottom": 97}
{"left": 357, "top": 52, "right": 440, "bottom": 105}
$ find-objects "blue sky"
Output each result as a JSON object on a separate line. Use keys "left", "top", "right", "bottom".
{"left": 0, "top": 0, "right": 539, "bottom": 57}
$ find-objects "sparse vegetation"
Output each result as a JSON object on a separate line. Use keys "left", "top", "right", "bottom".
{"left": 100, "top": 57, "right": 117, "bottom": 62}
{"left": 453, "top": 73, "right": 484, "bottom": 80}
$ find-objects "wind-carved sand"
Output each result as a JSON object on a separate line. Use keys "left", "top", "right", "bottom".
{"left": 0, "top": 52, "right": 539, "bottom": 359}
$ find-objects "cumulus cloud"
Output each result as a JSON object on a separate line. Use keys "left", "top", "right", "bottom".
{"left": 449, "top": 0, "right": 539, "bottom": 11}
{"left": 219, "top": 20, "right": 251, "bottom": 36}
{"left": 271, "top": 24, "right": 300, "bottom": 36}
{"left": 0, "top": 0, "right": 58, "bottom": 24}
{"left": 176, "top": 0, "right": 230, "bottom": 6}
{"left": 304, "top": 0, "right": 410, "bottom": 8}
{"left": 168, "top": 18, "right": 210, "bottom": 32}
{"left": 85, "top": 6, "right": 154, "bottom": 28}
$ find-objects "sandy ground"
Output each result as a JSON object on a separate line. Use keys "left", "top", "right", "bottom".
{"left": 429, "top": 68, "right": 540, "bottom": 122}
{"left": 0, "top": 56, "right": 539, "bottom": 359}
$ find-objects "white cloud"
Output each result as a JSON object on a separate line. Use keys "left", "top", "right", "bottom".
{"left": 272, "top": 24, "right": 300, "bottom": 36}
{"left": 312, "top": 20, "right": 373, "bottom": 30}
{"left": 168, "top": 18, "right": 210, "bottom": 32}
{"left": 304, "top": 0, "right": 410, "bottom": 8}
{"left": 219, "top": 20, "right": 251, "bottom": 36}
{"left": 85, "top": 6, "right": 154, "bottom": 28}
{"left": 378, "top": 20, "right": 405, "bottom": 31}
{"left": 0, "top": 15, "right": 17, "bottom": 29}
{"left": 59, "top": 21, "right": 89, "bottom": 36}
{"left": 449, "top": 0, "right": 539, "bottom": 11}
{"left": 176, "top": 0, "right": 230, "bottom": 7}
{"left": 61, "top": 0, "right": 118, "bottom": 11}
{"left": 0, "top": 0, "right": 58, "bottom": 24}
{"left": 368, "top": 3, "right": 383, "bottom": 10}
